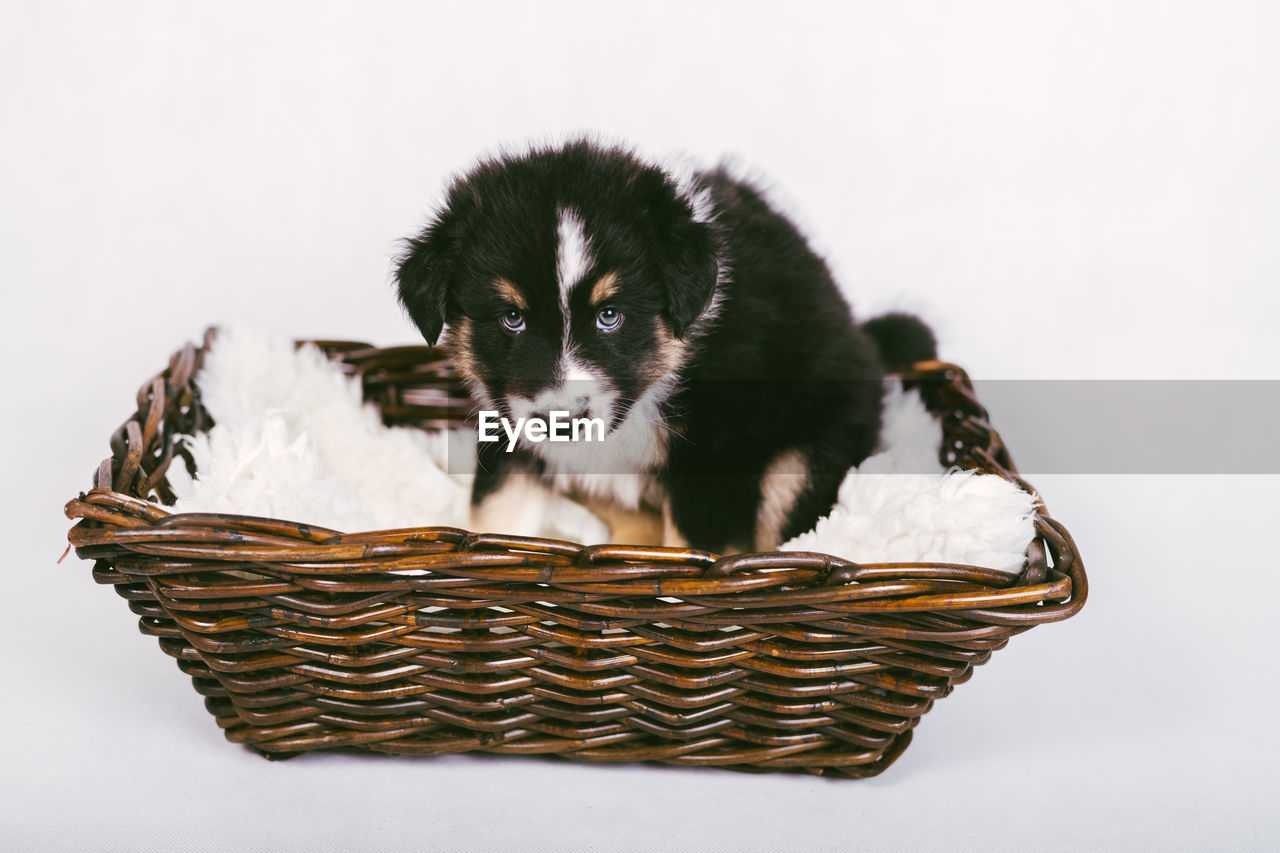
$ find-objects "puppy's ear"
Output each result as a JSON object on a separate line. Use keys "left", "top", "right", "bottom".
{"left": 661, "top": 219, "right": 719, "bottom": 339}
{"left": 631, "top": 167, "right": 720, "bottom": 339}
{"left": 395, "top": 217, "right": 455, "bottom": 347}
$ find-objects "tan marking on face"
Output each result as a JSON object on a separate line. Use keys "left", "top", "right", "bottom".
{"left": 589, "top": 271, "right": 620, "bottom": 305}
{"left": 446, "top": 317, "right": 479, "bottom": 385}
{"left": 643, "top": 318, "right": 690, "bottom": 383}
{"left": 494, "top": 277, "right": 527, "bottom": 309}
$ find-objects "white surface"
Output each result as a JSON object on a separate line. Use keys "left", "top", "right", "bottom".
{"left": 2, "top": 2, "right": 1278, "bottom": 850}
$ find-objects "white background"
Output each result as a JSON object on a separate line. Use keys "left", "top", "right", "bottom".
{"left": 3, "top": 1, "right": 1278, "bottom": 850}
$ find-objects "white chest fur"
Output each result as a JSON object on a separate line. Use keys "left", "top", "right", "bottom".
{"left": 532, "top": 384, "right": 671, "bottom": 509}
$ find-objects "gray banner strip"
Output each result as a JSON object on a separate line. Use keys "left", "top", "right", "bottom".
{"left": 976, "top": 380, "right": 1280, "bottom": 474}
{"left": 433, "top": 380, "right": 1280, "bottom": 475}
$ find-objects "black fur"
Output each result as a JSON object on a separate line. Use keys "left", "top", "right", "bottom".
{"left": 861, "top": 312, "right": 938, "bottom": 372}
{"left": 396, "top": 140, "right": 934, "bottom": 553}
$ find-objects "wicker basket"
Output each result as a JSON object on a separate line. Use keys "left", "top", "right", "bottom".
{"left": 64, "top": 329, "right": 1087, "bottom": 778}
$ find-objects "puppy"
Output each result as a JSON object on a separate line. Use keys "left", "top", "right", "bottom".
{"left": 396, "top": 140, "right": 935, "bottom": 553}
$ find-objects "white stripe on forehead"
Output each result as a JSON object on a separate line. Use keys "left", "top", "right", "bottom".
{"left": 556, "top": 207, "right": 592, "bottom": 307}
{"left": 561, "top": 351, "right": 604, "bottom": 383}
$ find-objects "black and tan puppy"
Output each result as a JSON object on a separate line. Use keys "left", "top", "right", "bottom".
{"left": 396, "top": 140, "right": 935, "bottom": 552}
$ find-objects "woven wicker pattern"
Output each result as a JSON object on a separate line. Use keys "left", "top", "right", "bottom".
{"left": 64, "top": 330, "right": 1087, "bottom": 778}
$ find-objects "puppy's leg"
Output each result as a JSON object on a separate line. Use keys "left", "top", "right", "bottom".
{"left": 663, "top": 471, "right": 758, "bottom": 554}
{"left": 580, "top": 498, "right": 663, "bottom": 546}
{"left": 754, "top": 449, "right": 810, "bottom": 551}
{"left": 472, "top": 475, "right": 557, "bottom": 537}
{"left": 775, "top": 436, "right": 866, "bottom": 546}
{"left": 471, "top": 444, "right": 609, "bottom": 542}
{"left": 471, "top": 443, "right": 549, "bottom": 537}
{"left": 540, "top": 493, "right": 610, "bottom": 544}
{"left": 774, "top": 379, "right": 885, "bottom": 545}
{"left": 661, "top": 498, "right": 689, "bottom": 549}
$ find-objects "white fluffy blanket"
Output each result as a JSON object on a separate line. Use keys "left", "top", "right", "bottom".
{"left": 169, "top": 328, "right": 1037, "bottom": 573}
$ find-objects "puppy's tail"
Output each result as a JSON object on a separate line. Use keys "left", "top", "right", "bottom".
{"left": 862, "top": 312, "right": 937, "bottom": 372}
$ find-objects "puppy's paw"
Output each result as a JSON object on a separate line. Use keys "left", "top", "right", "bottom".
{"left": 470, "top": 476, "right": 555, "bottom": 538}
{"left": 542, "top": 495, "right": 610, "bottom": 545}
{"left": 661, "top": 498, "right": 690, "bottom": 549}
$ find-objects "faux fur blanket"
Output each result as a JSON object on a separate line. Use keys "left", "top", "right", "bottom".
{"left": 169, "top": 328, "right": 1037, "bottom": 573}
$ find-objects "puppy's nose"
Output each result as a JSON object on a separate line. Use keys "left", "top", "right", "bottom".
{"left": 532, "top": 408, "right": 590, "bottom": 422}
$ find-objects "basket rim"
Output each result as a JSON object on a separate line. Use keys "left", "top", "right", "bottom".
{"left": 64, "top": 328, "right": 1087, "bottom": 624}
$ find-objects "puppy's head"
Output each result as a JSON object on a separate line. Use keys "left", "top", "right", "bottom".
{"left": 396, "top": 141, "right": 721, "bottom": 431}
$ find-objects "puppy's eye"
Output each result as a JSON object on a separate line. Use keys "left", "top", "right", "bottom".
{"left": 596, "top": 306, "right": 623, "bottom": 332}
{"left": 500, "top": 310, "right": 526, "bottom": 333}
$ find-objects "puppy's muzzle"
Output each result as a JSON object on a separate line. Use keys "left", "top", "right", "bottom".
{"left": 528, "top": 379, "right": 613, "bottom": 423}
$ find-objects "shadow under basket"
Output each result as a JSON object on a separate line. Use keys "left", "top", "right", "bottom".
{"left": 65, "top": 330, "right": 1087, "bottom": 778}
